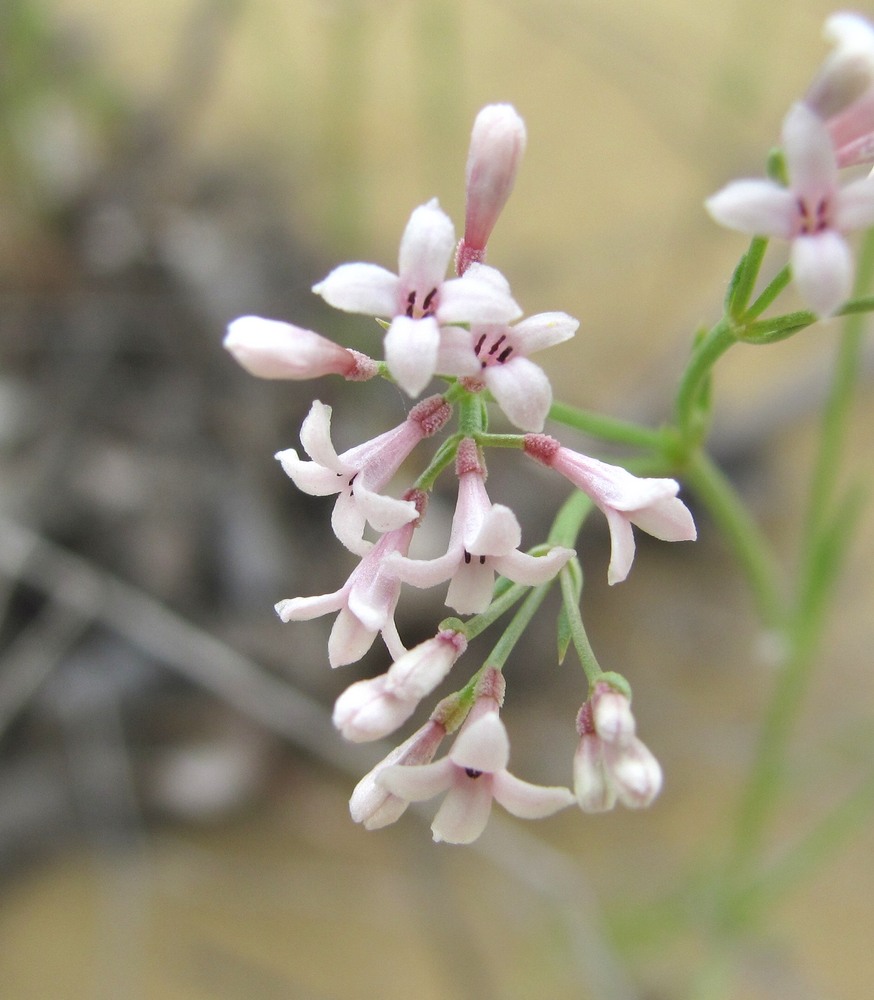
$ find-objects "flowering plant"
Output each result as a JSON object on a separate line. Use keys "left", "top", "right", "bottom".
{"left": 225, "top": 7, "right": 874, "bottom": 899}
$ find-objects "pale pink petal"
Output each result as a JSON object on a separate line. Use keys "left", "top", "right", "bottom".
{"left": 573, "top": 735, "right": 616, "bottom": 813}
{"left": 835, "top": 174, "right": 874, "bottom": 230}
{"left": 431, "top": 778, "right": 494, "bottom": 844}
{"left": 508, "top": 311, "right": 579, "bottom": 354}
{"left": 450, "top": 713, "right": 510, "bottom": 773}
{"left": 377, "top": 758, "right": 456, "bottom": 801}
{"left": 328, "top": 607, "right": 378, "bottom": 668}
{"left": 444, "top": 560, "right": 495, "bottom": 613}
{"left": 467, "top": 503, "right": 521, "bottom": 556}
{"left": 435, "top": 325, "right": 481, "bottom": 377}
{"left": 352, "top": 482, "right": 419, "bottom": 535}
{"left": 333, "top": 677, "right": 415, "bottom": 743}
{"left": 275, "top": 590, "right": 345, "bottom": 621}
{"left": 381, "top": 618, "right": 407, "bottom": 661}
{"left": 330, "top": 491, "right": 371, "bottom": 556}
{"left": 485, "top": 356, "right": 553, "bottom": 431}
{"left": 224, "top": 316, "right": 353, "bottom": 380}
{"left": 629, "top": 495, "right": 697, "bottom": 542}
{"left": 313, "top": 262, "right": 400, "bottom": 317}
{"left": 705, "top": 180, "right": 797, "bottom": 239}
{"left": 384, "top": 315, "right": 440, "bottom": 396}
{"left": 275, "top": 449, "right": 345, "bottom": 495}
{"left": 397, "top": 199, "right": 455, "bottom": 292}
{"left": 299, "top": 401, "right": 348, "bottom": 470}
{"left": 492, "top": 545, "right": 574, "bottom": 586}
{"left": 492, "top": 772, "right": 575, "bottom": 818}
{"left": 461, "top": 263, "right": 514, "bottom": 297}
{"left": 605, "top": 739, "right": 663, "bottom": 808}
{"left": 387, "top": 549, "right": 462, "bottom": 589}
{"left": 791, "top": 230, "right": 854, "bottom": 316}
{"left": 347, "top": 572, "right": 399, "bottom": 633}
{"left": 437, "top": 273, "right": 522, "bottom": 325}
{"left": 602, "top": 508, "right": 637, "bottom": 586}
{"left": 782, "top": 102, "right": 838, "bottom": 198}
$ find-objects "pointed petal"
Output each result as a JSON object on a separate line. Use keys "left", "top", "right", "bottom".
{"left": 705, "top": 180, "right": 797, "bottom": 239}
{"left": 445, "top": 560, "right": 496, "bottom": 614}
{"left": 298, "top": 401, "right": 346, "bottom": 469}
{"left": 313, "top": 262, "right": 400, "bottom": 317}
{"left": 629, "top": 494, "right": 696, "bottom": 542}
{"left": 377, "top": 758, "right": 455, "bottom": 801}
{"left": 431, "top": 778, "right": 494, "bottom": 844}
{"left": 275, "top": 589, "right": 345, "bottom": 621}
{"left": 275, "top": 449, "right": 345, "bottom": 495}
{"left": 328, "top": 607, "right": 378, "bottom": 667}
{"left": 397, "top": 199, "right": 455, "bottom": 292}
{"left": 493, "top": 545, "right": 574, "bottom": 586}
{"left": 782, "top": 102, "right": 837, "bottom": 197}
{"left": 486, "top": 356, "right": 553, "bottom": 431}
{"left": 467, "top": 503, "right": 521, "bottom": 556}
{"left": 347, "top": 569, "right": 400, "bottom": 633}
{"left": 492, "top": 771, "right": 575, "bottom": 818}
{"left": 450, "top": 713, "right": 510, "bottom": 772}
{"left": 509, "top": 311, "right": 579, "bottom": 354}
{"left": 386, "top": 549, "right": 462, "bottom": 589}
{"left": 384, "top": 315, "right": 440, "bottom": 396}
{"left": 791, "top": 231, "right": 854, "bottom": 316}
{"left": 602, "top": 509, "right": 636, "bottom": 585}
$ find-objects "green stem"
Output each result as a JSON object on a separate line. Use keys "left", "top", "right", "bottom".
{"left": 485, "top": 582, "right": 552, "bottom": 671}
{"left": 742, "top": 263, "right": 790, "bottom": 321}
{"left": 683, "top": 450, "right": 785, "bottom": 629}
{"left": 674, "top": 319, "right": 737, "bottom": 437}
{"left": 548, "top": 401, "right": 666, "bottom": 451}
{"left": 558, "top": 564, "right": 602, "bottom": 687}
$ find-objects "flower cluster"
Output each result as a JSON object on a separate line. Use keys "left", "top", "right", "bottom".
{"left": 706, "top": 12, "right": 874, "bottom": 317}
{"left": 225, "top": 103, "right": 696, "bottom": 843}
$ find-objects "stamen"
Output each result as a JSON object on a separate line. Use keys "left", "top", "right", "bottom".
{"left": 465, "top": 768, "right": 484, "bottom": 779}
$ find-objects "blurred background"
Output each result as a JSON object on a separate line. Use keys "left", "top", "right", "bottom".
{"left": 1, "top": 0, "right": 873, "bottom": 997}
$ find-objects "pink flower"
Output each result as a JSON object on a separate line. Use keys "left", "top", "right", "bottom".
{"left": 805, "top": 13, "right": 874, "bottom": 166}
{"left": 455, "top": 104, "right": 527, "bottom": 276}
{"left": 223, "top": 316, "right": 377, "bottom": 381}
{"left": 438, "top": 310, "right": 578, "bottom": 431}
{"left": 274, "top": 492, "right": 426, "bottom": 668}
{"left": 524, "top": 434, "right": 696, "bottom": 585}
{"left": 313, "top": 199, "right": 522, "bottom": 396}
{"left": 333, "top": 630, "right": 467, "bottom": 742}
{"left": 349, "top": 720, "right": 447, "bottom": 830}
{"left": 378, "top": 703, "right": 574, "bottom": 844}
{"left": 706, "top": 101, "right": 874, "bottom": 316}
{"left": 573, "top": 685, "right": 662, "bottom": 812}
{"left": 276, "top": 395, "right": 450, "bottom": 556}
{"left": 388, "top": 439, "right": 574, "bottom": 614}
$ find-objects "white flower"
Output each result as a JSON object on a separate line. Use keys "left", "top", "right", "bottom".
{"left": 378, "top": 706, "right": 574, "bottom": 844}
{"left": 274, "top": 493, "right": 426, "bottom": 668}
{"left": 333, "top": 630, "right": 467, "bottom": 742}
{"left": 438, "top": 311, "right": 578, "bottom": 431}
{"left": 388, "top": 439, "right": 574, "bottom": 614}
{"left": 276, "top": 396, "right": 449, "bottom": 556}
{"left": 313, "top": 199, "right": 522, "bottom": 395}
{"left": 524, "top": 434, "right": 696, "bottom": 585}
{"left": 573, "top": 685, "right": 663, "bottom": 813}
{"left": 706, "top": 102, "right": 874, "bottom": 316}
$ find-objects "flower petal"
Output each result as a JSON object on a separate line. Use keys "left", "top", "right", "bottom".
{"left": 629, "top": 495, "right": 697, "bottom": 542}
{"left": 450, "top": 713, "right": 510, "bottom": 773}
{"left": 431, "top": 778, "right": 494, "bottom": 844}
{"left": 436, "top": 325, "right": 481, "bottom": 377}
{"left": 437, "top": 273, "right": 522, "bottom": 325}
{"left": 397, "top": 198, "right": 455, "bottom": 293}
{"left": 275, "top": 590, "right": 346, "bottom": 621}
{"left": 705, "top": 180, "right": 797, "bottom": 239}
{"left": 299, "top": 401, "right": 348, "bottom": 470}
{"left": 378, "top": 758, "right": 455, "bottom": 801}
{"left": 467, "top": 503, "right": 521, "bottom": 556}
{"left": 509, "top": 311, "right": 579, "bottom": 354}
{"left": 384, "top": 315, "right": 440, "bottom": 396}
{"left": 782, "top": 101, "right": 837, "bottom": 198}
{"left": 387, "top": 548, "right": 463, "bottom": 589}
{"left": 444, "top": 559, "right": 496, "bottom": 614}
{"left": 492, "top": 545, "right": 575, "bottom": 586}
{"left": 603, "top": 508, "right": 636, "bottom": 586}
{"left": 275, "top": 449, "right": 345, "bottom": 495}
{"left": 313, "top": 262, "right": 400, "bottom": 317}
{"left": 353, "top": 481, "right": 419, "bottom": 535}
{"left": 330, "top": 491, "right": 371, "bottom": 556}
{"left": 485, "top": 356, "right": 553, "bottom": 431}
{"left": 328, "top": 607, "right": 378, "bottom": 668}
{"left": 492, "top": 771, "right": 575, "bottom": 819}
{"left": 791, "top": 230, "right": 854, "bottom": 316}
{"left": 835, "top": 173, "right": 874, "bottom": 230}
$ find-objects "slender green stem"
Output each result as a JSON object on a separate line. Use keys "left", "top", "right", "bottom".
{"left": 558, "top": 564, "right": 603, "bottom": 686}
{"left": 742, "top": 263, "right": 790, "bottom": 321}
{"left": 548, "top": 401, "right": 666, "bottom": 451}
{"left": 726, "top": 236, "right": 768, "bottom": 318}
{"left": 442, "top": 580, "right": 530, "bottom": 642}
{"left": 485, "top": 582, "right": 552, "bottom": 670}
{"left": 414, "top": 433, "right": 461, "bottom": 492}
{"left": 683, "top": 450, "right": 785, "bottom": 629}
{"left": 476, "top": 432, "right": 524, "bottom": 450}
{"left": 674, "top": 319, "right": 737, "bottom": 436}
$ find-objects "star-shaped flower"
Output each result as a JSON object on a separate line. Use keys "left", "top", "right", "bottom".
{"left": 706, "top": 101, "right": 874, "bottom": 316}
{"left": 313, "top": 199, "right": 522, "bottom": 396}
{"left": 276, "top": 396, "right": 450, "bottom": 556}
{"left": 378, "top": 707, "right": 574, "bottom": 844}
{"left": 387, "top": 439, "right": 574, "bottom": 614}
